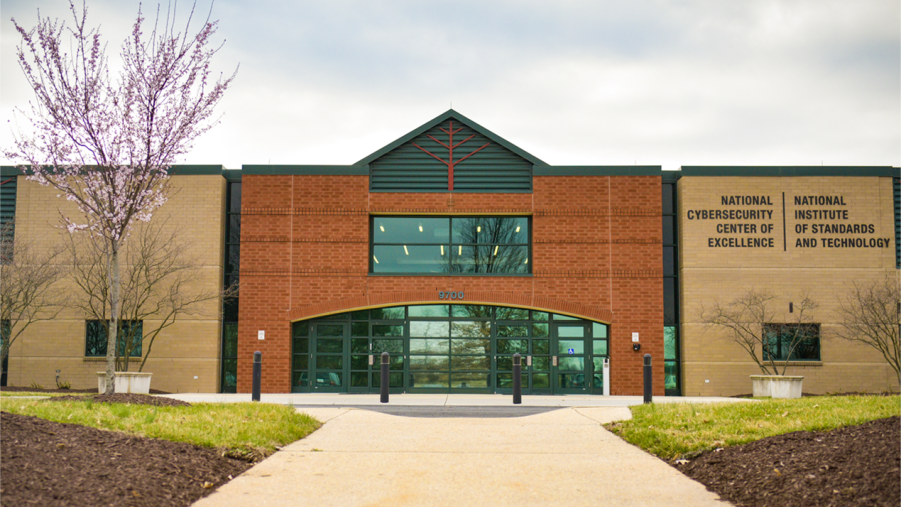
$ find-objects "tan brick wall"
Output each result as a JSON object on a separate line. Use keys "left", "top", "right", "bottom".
{"left": 6, "top": 174, "right": 226, "bottom": 393}
{"left": 678, "top": 176, "right": 899, "bottom": 395}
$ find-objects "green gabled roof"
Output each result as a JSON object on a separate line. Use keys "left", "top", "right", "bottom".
{"left": 355, "top": 109, "right": 548, "bottom": 167}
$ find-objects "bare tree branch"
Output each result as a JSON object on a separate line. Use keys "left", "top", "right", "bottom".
{"left": 0, "top": 220, "right": 69, "bottom": 368}
{"left": 834, "top": 275, "right": 901, "bottom": 386}
{"left": 699, "top": 288, "right": 819, "bottom": 376}
{"left": 66, "top": 217, "right": 237, "bottom": 372}
{"left": 5, "top": 0, "right": 235, "bottom": 393}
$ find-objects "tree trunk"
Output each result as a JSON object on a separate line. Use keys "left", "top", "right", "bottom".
{"left": 105, "top": 243, "right": 120, "bottom": 395}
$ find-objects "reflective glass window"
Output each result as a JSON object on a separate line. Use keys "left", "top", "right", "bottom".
{"left": 410, "top": 321, "right": 449, "bottom": 337}
{"left": 497, "top": 325, "right": 528, "bottom": 337}
{"left": 496, "top": 307, "right": 529, "bottom": 320}
{"left": 317, "top": 325, "right": 344, "bottom": 337}
{"left": 558, "top": 340, "right": 584, "bottom": 354}
{"left": 452, "top": 373, "right": 489, "bottom": 388}
{"left": 665, "top": 361, "right": 679, "bottom": 391}
{"left": 372, "top": 216, "right": 530, "bottom": 274}
{"left": 373, "top": 217, "right": 448, "bottom": 244}
{"left": 372, "top": 339, "right": 403, "bottom": 354}
{"left": 410, "top": 339, "right": 449, "bottom": 353}
{"left": 452, "top": 305, "right": 494, "bottom": 318}
{"left": 372, "top": 325, "right": 403, "bottom": 337}
{"left": 371, "top": 306, "right": 405, "bottom": 320}
{"left": 664, "top": 327, "right": 677, "bottom": 360}
{"left": 451, "top": 321, "right": 490, "bottom": 338}
{"left": 532, "top": 340, "right": 550, "bottom": 354}
{"left": 317, "top": 339, "right": 342, "bottom": 353}
{"left": 451, "top": 338, "right": 490, "bottom": 354}
{"left": 409, "top": 305, "right": 449, "bottom": 318}
{"left": 411, "top": 372, "right": 449, "bottom": 388}
{"left": 763, "top": 324, "right": 820, "bottom": 361}
{"left": 451, "top": 356, "right": 489, "bottom": 370}
{"left": 372, "top": 245, "right": 448, "bottom": 273}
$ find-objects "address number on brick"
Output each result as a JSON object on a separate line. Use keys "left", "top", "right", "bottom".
{"left": 438, "top": 291, "right": 464, "bottom": 300}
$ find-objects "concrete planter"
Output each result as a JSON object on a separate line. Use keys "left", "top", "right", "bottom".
{"left": 97, "top": 372, "right": 153, "bottom": 394}
{"left": 751, "top": 375, "right": 804, "bottom": 399}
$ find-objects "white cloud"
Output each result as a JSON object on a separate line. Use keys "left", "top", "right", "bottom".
{"left": 2, "top": 0, "right": 898, "bottom": 169}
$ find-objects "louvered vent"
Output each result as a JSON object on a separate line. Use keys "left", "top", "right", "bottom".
{"left": 370, "top": 118, "right": 532, "bottom": 193}
{"left": 0, "top": 176, "right": 16, "bottom": 262}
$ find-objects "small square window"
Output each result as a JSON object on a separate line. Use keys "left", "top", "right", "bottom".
{"left": 85, "top": 320, "right": 142, "bottom": 357}
{"left": 762, "top": 323, "right": 820, "bottom": 361}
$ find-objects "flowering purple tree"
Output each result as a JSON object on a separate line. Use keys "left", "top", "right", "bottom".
{"left": 5, "top": 1, "right": 236, "bottom": 393}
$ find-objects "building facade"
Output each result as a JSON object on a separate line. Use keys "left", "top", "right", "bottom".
{"left": 1, "top": 110, "right": 898, "bottom": 395}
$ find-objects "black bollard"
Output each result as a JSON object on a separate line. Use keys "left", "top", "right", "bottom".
{"left": 512, "top": 353, "right": 522, "bottom": 405}
{"left": 643, "top": 353, "right": 652, "bottom": 404}
{"left": 380, "top": 352, "right": 389, "bottom": 403}
{"left": 252, "top": 351, "right": 262, "bottom": 402}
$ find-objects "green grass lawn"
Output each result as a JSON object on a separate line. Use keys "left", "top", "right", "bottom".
{"left": 606, "top": 395, "right": 900, "bottom": 461}
{"left": 1, "top": 398, "right": 320, "bottom": 458}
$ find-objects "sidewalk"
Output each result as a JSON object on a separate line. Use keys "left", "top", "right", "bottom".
{"left": 164, "top": 392, "right": 748, "bottom": 407}
{"left": 188, "top": 396, "right": 739, "bottom": 507}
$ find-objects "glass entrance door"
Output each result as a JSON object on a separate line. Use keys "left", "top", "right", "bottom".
{"left": 312, "top": 322, "right": 348, "bottom": 392}
{"left": 589, "top": 322, "right": 609, "bottom": 395}
{"left": 349, "top": 317, "right": 405, "bottom": 394}
{"left": 551, "top": 322, "right": 589, "bottom": 394}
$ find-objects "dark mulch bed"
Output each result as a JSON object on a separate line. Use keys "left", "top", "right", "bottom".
{"left": 675, "top": 416, "right": 901, "bottom": 507}
{"left": 0, "top": 411, "right": 253, "bottom": 507}
{"left": 47, "top": 393, "right": 192, "bottom": 407}
{"left": 732, "top": 392, "right": 897, "bottom": 398}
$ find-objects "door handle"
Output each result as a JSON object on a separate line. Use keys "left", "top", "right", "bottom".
{"left": 552, "top": 356, "right": 557, "bottom": 366}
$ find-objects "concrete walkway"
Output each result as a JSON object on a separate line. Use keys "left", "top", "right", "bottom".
{"left": 165, "top": 392, "right": 747, "bottom": 407}
{"left": 189, "top": 396, "right": 738, "bottom": 506}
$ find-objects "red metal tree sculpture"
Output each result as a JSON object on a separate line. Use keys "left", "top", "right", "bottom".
{"left": 411, "top": 121, "right": 490, "bottom": 191}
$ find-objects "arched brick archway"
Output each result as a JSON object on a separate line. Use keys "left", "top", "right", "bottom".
{"left": 286, "top": 290, "right": 614, "bottom": 324}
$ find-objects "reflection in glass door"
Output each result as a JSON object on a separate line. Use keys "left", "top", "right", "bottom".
{"left": 590, "top": 322, "right": 609, "bottom": 395}
{"left": 552, "top": 322, "right": 589, "bottom": 394}
{"left": 293, "top": 306, "right": 609, "bottom": 395}
{"left": 312, "top": 323, "right": 347, "bottom": 391}
{"left": 348, "top": 313, "right": 405, "bottom": 394}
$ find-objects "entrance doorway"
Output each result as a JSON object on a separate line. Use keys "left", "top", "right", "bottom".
{"left": 551, "top": 322, "right": 589, "bottom": 394}
{"left": 291, "top": 305, "right": 609, "bottom": 395}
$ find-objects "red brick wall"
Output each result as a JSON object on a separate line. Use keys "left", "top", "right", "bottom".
{"left": 238, "top": 174, "right": 663, "bottom": 395}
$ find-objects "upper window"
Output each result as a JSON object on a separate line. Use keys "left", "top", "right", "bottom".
{"left": 762, "top": 323, "right": 820, "bottom": 361}
{"left": 85, "top": 320, "right": 142, "bottom": 357}
{"left": 371, "top": 216, "right": 530, "bottom": 274}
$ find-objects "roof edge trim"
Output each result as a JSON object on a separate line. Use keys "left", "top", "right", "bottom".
{"left": 242, "top": 165, "right": 368, "bottom": 175}
{"left": 535, "top": 166, "right": 662, "bottom": 176}
{"left": 681, "top": 166, "right": 897, "bottom": 177}
{"left": 354, "top": 109, "right": 548, "bottom": 167}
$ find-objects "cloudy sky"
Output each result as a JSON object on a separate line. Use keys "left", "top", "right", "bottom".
{"left": 1, "top": 0, "right": 898, "bottom": 170}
